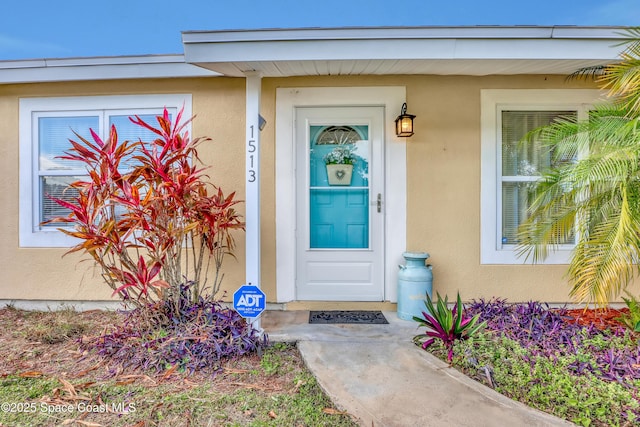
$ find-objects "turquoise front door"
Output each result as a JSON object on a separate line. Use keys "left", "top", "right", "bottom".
{"left": 295, "top": 107, "right": 385, "bottom": 300}
{"left": 309, "top": 124, "right": 369, "bottom": 249}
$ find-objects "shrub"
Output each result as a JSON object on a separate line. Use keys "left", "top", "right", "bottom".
{"left": 46, "top": 108, "right": 244, "bottom": 307}
{"left": 46, "top": 109, "right": 265, "bottom": 372}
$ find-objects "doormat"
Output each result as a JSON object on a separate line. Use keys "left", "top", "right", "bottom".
{"left": 308, "top": 310, "right": 388, "bottom": 324}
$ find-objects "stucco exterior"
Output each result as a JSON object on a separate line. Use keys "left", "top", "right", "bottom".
{"left": 262, "top": 75, "right": 626, "bottom": 305}
{"left": 3, "top": 70, "right": 633, "bottom": 308}
{"left": 0, "top": 78, "right": 249, "bottom": 303}
{"left": 0, "top": 26, "right": 636, "bottom": 308}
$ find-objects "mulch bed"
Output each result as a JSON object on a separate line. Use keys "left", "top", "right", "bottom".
{"left": 561, "top": 308, "right": 630, "bottom": 331}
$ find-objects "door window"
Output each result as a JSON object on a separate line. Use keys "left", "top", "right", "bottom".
{"left": 309, "top": 125, "right": 370, "bottom": 249}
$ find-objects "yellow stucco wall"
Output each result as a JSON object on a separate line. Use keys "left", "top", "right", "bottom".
{"left": 0, "top": 78, "right": 252, "bottom": 302}
{"left": 262, "top": 74, "right": 636, "bottom": 305}
{"left": 1, "top": 73, "right": 633, "bottom": 306}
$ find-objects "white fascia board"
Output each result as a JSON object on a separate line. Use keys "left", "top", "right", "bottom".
{"left": 549, "top": 26, "right": 629, "bottom": 39}
{"left": 453, "top": 39, "right": 620, "bottom": 60}
{"left": 183, "top": 26, "right": 625, "bottom": 66}
{"left": 0, "top": 54, "right": 221, "bottom": 84}
{"left": 184, "top": 38, "right": 620, "bottom": 64}
{"left": 182, "top": 26, "right": 627, "bottom": 43}
{"left": 185, "top": 39, "right": 453, "bottom": 62}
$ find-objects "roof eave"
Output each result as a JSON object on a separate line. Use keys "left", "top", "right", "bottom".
{"left": 0, "top": 26, "right": 629, "bottom": 83}
{"left": 0, "top": 54, "right": 221, "bottom": 84}
{"left": 182, "top": 26, "right": 627, "bottom": 77}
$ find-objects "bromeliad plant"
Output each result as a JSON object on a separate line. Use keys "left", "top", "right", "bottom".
{"left": 46, "top": 108, "right": 244, "bottom": 307}
{"left": 413, "top": 292, "right": 486, "bottom": 363}
{"left": 617, "top": 292, "right": 640, "bottom": 332}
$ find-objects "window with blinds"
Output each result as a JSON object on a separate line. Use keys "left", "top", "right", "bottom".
{"left": 37, "top": 111, "right": 167, "bottom": 226}
{"left": 500, "top": 110, "right": 576, "bottom": 246}
{"left": 19, "top": 94, "right": 192, "bottom": 248}
{"left": 481, "top": 89, "right": 598, "bottom": 264}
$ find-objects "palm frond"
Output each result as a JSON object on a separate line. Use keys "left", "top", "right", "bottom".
{"left": 566, "top": 65, "right": 607, "bottom": 82}
{"left": 568, "top": 186, "right": 640, "bottom": 306}
{"left": 517, "top": 28, "right": 640, "bottom": 306}
{"left": 595, "top": 29, "right": 640, "bottom": 116}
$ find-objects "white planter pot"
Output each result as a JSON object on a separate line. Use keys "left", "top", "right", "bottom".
{"left": 326, "top": 164, "right": 353, "bottom": 186}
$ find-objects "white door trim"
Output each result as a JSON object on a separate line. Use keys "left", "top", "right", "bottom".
{"left": 275, "top": 86, "right": 407, "bottom": 302}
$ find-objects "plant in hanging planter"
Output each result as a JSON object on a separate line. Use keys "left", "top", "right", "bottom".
{"left": 324, "top": 145, "right": 357, "bottom": 185}
{"left": 323, "top": 144, "right": 357, "bottom": 165}
{"left": 413, "top": 292, "right": 486, "bottom": 363}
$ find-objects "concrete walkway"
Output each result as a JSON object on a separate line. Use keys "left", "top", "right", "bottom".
{"left": 261, "top": 310, "right": 573, "bottom": 427}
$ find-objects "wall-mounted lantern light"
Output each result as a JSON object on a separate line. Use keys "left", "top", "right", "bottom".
{"left": 395, "top": 103, "right": 416, "bottom": 137}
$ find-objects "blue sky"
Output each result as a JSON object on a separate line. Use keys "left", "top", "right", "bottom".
{"left": 1, "top": 0, "right": 638, "bottom": 60}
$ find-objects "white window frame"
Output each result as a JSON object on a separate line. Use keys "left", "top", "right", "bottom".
{"left": 480, "top": 89, "right": 602, "bottom": 264}
{"left": 19, "top": 94, "right": 192, "bottom": 248}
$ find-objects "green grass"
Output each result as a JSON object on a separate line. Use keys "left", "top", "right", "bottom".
{"left": 0, "top": 343, "right": 357, "bottom": 427}
{"left": 0, "top": 308, "right": 358, "bottom": 426}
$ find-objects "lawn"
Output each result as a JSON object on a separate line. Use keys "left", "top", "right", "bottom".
{"left": 420, "top": 299, "right": 640, "bottom": 427}
{"left": 6, "top": 301, "right": 638, "bottom": 427}
{"left": 0, "top": 307, "right": 357, "bottom": 427}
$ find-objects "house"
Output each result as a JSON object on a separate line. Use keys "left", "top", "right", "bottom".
{"left": 0, "top": 26, "right": 628, "bottom": 310}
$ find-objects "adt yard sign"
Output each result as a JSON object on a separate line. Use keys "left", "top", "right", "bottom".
{"left": 233, "top": 284, "right": 266, "bottom": 318}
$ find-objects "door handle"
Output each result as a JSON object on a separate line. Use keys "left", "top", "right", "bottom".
{"left": 377, "top": 193, "right": 382, "bottom": 213}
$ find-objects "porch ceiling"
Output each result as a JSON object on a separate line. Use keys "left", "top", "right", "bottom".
{"left": 182, "top": 26, "right": 626, "bottom": 77}
{"left": 182, "top": 58, "right": 615, "bottom": 78}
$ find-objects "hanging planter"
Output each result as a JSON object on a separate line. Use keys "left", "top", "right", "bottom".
{"left": 324, "top": 145, "right": 356, "bottom": 186}
{"left": 326, "top": 163, "right": 354, "bottom": 186}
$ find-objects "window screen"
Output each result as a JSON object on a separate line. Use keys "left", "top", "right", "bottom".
{"left": 500, "top": 110, "right": 576, "bottom": 245}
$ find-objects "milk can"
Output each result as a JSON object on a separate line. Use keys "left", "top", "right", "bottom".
{"left": 397, "top": 252, "right": 433, "bottom": 321}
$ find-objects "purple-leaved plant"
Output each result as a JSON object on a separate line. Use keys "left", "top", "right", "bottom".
{"left": 462, "top": 299, "right": 640, "bottom": 424}
{"left": 81, "top": 282, "right": 268, "bottom": 375}
{"left": 467, "top": 299, "right": 640, "bottom": 387}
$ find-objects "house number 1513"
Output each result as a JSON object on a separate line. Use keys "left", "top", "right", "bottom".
{"left": 247, "top": 125, "right": 256, "bottom": 183}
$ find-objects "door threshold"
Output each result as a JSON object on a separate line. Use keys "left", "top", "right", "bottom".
{"left": 281, "top": 301, "right": 396, "bottom": 311}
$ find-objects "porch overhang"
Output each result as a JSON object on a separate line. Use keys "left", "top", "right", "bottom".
{"left": 182, "top": 26, "right": 627, "bottom": 77}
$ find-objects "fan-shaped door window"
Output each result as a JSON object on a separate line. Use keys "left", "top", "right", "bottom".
{"left": 315, "top": 126, "right": 362, "bottom": 145}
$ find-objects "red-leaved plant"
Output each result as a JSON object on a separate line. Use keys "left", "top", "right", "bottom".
{"left": 413, "top": 292, "right": 486, "bottom": 363}
{"left": 46, "top": 108, "right": 244, "bottom": 307}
